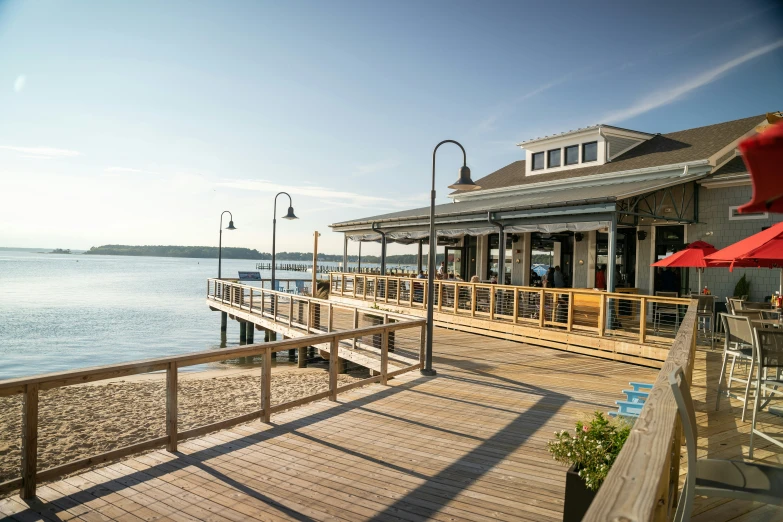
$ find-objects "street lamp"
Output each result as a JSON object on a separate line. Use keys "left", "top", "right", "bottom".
{"left": 271, "top": 192, "right": 298, "bottom": 292}
{"left": 218, "top": 210, "right": 237, "bottom": 279}
{"left": 422, "top": 140, "right": 480, "bottom": 376}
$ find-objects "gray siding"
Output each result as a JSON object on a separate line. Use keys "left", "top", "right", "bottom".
{"left": 687, "top": 184, "right": 783, "bottom": 301}
{"left": 573, "top": 235, "right": 588, "bottom": 288}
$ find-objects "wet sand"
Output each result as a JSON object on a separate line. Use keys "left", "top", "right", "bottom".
{"left": 0, "top": 364, "right": 368, "bottom": 486}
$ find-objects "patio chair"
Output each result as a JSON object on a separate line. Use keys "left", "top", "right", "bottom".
{"left": 691, "top": 294, "right": 716, "bottom": 348}
{"left": 734, "top": 309, "right": 764, "bottom": 321}
{"left": 730, "top": 297, "right": 746, "bottom": 312}
{"left": 716, "top": 314, "right": 756, "bottom": 421}
{"left": 744, "top": 301, "right": 773, "bottom": 310}
{"left": 749, "top": 328, "right": 783, "bottom": 459}
{"left": 669, "top": 367, "right": 783, "bottom": 522}
{"left": 653, "top": 291, "right": 680, "bottom": 333}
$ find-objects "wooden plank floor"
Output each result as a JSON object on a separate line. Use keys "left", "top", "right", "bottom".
{"left": 1, "top": 329, "right": 781, "bottom": 521}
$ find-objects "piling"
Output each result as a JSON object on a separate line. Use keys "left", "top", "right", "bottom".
{"left": 298, "top": 347, "right": 307, "bottom": 368}
{"left": 246, "top": 324, "right": 254, "bottom": 343}
{"left": 239, "top": 321, "right": 247, "bottom": 344}
{"left": 220, "top": 312, "right": 228, "bottom": 331}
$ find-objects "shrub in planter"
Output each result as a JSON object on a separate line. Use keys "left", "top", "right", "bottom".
{"left": 733, "top": 274, "right": 751, "bottom": 298}
{"left": 548, "top": 412, "right": 631, "bottom": 521}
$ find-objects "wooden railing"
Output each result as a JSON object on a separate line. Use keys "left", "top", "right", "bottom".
{"left": 584, "top": 300, "right": 698, "bottom": 521}
{"left": 0, "top": 292, "right": 425, "bottom": 499}
{"left": 328, "top": 272, "right": 690, "bottom": 346}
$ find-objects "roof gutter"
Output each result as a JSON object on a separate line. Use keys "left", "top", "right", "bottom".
{"left": 371, "top": 222, "right": 387, "bottom": 274}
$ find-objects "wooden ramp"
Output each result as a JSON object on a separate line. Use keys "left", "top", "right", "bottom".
{"left": 1, "top": 329, "right": 781, "bottom": 521}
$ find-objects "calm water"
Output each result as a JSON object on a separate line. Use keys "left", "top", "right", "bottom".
{"left": 0, "top": 250, "right": 338, "bottom": 380}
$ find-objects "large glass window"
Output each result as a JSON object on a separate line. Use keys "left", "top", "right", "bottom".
{"left": 487, "top": 234, "right": 513, "bottom": 284}
{"left": 531, "top": 152, "right": 545, "bottom": 170}
{"left": 582, "top": 141, "right": 598, "bottom": 162}
{"left": 547, "top": 149, "right": 561, "bottom": 168}
{"left": 565, "top": 145, "right": 579, "bottom": 165}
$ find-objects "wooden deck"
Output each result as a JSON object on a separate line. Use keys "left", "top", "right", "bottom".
{"left": 1, "top": 329, "right": 781, "bottom": 521}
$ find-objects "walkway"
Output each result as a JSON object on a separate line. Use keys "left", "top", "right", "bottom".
{"left": 0, "top": 329, "right": 780, "bottom": 521}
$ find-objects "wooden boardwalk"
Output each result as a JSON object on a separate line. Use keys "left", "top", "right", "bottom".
{"left": 1, "top": 329, "right": 781, "bottom": 521}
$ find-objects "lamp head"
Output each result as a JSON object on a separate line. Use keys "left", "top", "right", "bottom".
{"left": 448, "top": 165, "right": 480, "bottom": 191}
{"left": 283, "top": 206, "right": 298, "bottom": 220}
{"left": 226, "top": 220, "right": 237, "bottom": 230}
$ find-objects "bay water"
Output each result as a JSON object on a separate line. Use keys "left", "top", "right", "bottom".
{"left": 0, "top": 250, "right": 355, "bottom": 380}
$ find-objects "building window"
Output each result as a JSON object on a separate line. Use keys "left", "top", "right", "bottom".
{"left": 582, "top": 141, "right": 598, "bottom": 162}
{"left": 532, "top": 152, "right": 545, "bottom": 171}
{"left": 564, "top": 145, "right": 579, "bottom": 165}
{"left": 547, "top": 149, "right": 561, "bottom": 168}
{"left": 728, "top": 205, "right": 768, "bottom": 220}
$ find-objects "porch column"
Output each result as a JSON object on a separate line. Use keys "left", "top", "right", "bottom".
{"left": 587, "top": 231, "right": 597, "bottom": 287}
{"left": 497, "top": 228, "right": 506, "bottom": 284}
{"left": 342, "top": 235, "right": 348, "bottom": 273}
{"left": 520, "top": 233, "right": 531, "bottom": 286}
{"left": 357, "top": 241, "right": 362, "bottom": 273}
{"left": 607, "top": 214, "right": 617, "bottom": 292}
{"left": 380, "top": 234, "right": 387, "bottom": 275}
{"left": 417, "top": 240, "right": 423, "bottom": 273}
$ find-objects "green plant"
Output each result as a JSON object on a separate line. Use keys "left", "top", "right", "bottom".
{"left": 547, "top": 412, "right": 631, "bottom": 491}
{"left": 733, "top": 274, "right": 751, "bottom": 298}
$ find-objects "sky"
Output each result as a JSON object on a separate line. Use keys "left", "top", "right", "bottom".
{"left": 1, "top": 0, "right": 782, "bottom": 256}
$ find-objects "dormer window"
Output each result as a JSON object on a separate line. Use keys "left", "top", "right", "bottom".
{"left": 547, "top": 149, "right": 561, "bottom": 168}
{"left": 583, "top": 141, "right": 598, "bottom": 162}
{"left": 532, "top": 152, "right": 545, "bottom": 171}
{"left": 565, "top": 145, "right": 579, "bottom": 165}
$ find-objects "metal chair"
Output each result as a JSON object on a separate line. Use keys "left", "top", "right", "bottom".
{"left": 730, "top": 297, "right": 746, "bottom": 312}
{"left": 745, "top": 301, "right": 773, "bottom": 310}
{"left": 669, "top": 367, "right": 783, "bottom": 522}
{"left": 749, "top": 328, "right": 783, "bottom": 459}
{"left": 653, "top": 291, "right": 680, "bottom": 333}
{"left": 691, "top": 294, "right": 716, "bottom": 348}
{"left": 734, "top": 309, "right": 764, "bottom": 321}
{"left": 716, "top": 314, "right": 756, "bottom": 421}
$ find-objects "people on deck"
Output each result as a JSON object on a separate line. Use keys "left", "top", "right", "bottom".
{"left": 596, "top": 265, "right": 606, "bottom": 290}
{"left": 554, "top": 266, "right": 564, "bottom": 288}
{"left": 470, "top": 275, "right": 479, "bottom": 283}
{"left": 437, "top": 262, "right": 446, "bottom": 277}
{"left": 417, "top": 271, "right": 426, "bottom": 279}
{"left": 544, "top": 267, "right": 555, "bottom": 288}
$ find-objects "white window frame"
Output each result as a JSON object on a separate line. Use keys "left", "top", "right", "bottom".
{"left": 728, "top": 205, "right": 768, "bottom": 221}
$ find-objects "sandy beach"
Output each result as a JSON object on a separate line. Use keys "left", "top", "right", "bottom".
{"left": 0, "top": 364, "right": 369, "bottom": 485}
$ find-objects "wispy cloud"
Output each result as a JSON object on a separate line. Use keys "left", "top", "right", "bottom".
{"left": 600, "top": 39, "right": 783, "bottom": 124}
{"left": 354, "top": 158, "right": 400, "bottom": 176}
{"left": 476, "top": 74, "right": 573, "bottom": 134}
{"left": 215, "top": 178, "right": 415, "bottom": 212}
{"left": 0, "top": 145, "right": 81, "bottom": 158}
{"left": 105, "top": 166, "right": 151, "bottom": 175}
{"left": 13, "top": 75, "right": 26, "bottom": 93}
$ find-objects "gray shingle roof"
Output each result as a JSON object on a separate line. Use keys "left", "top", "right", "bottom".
{"left": 452, "top": 114, "right": 764, "bottom": 194}
{"left": 710, "top": 156, "right": 749, "bottom": 177}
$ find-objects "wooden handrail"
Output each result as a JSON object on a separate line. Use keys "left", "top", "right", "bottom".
{"left": 0, "top": 289, "right": 426, "bottom": 499}
{"left": 583, "top": 300, "right": 699, "bottom": 522}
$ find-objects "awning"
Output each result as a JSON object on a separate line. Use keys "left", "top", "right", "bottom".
{"left": 738, "top": 120, "right": 783, "bottom": 214}
{"left": 331, "top": 173, "right": 706, "bottom": 234}
{"left": 346, "top": 222, "right": 612, "bottom": 242}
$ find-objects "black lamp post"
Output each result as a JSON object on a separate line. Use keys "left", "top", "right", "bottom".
{"left": 218, "top": 211, "right": 237, "bottom": 279}
{"left": 422, "top": 140, "right": 480, "bottom": 376}
{"left": 271, "top": 192, "right": 298, "bottom": 292}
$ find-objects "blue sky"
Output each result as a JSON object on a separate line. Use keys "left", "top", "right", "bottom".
{"left": 1, "top": 0, "right": 782, "bottom": 255}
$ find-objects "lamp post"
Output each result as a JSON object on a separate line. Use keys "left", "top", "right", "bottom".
{"left": 271, "top": 192, "right": 298, "bottom": 292}
{"left": 422, "top": 140, "right": 480, "bottom": 376}
{"left": 218, "top": 211, "right": 237, "bottom": 279}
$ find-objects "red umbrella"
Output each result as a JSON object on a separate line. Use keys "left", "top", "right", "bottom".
{"left": 705, "top": 221, "right": 783, "bottom": 294}
{"left": 738, "top": 119, "right": 783, "bottom": 214}
{"left": 651, "top": 240, "right": 721, "bottom": 291}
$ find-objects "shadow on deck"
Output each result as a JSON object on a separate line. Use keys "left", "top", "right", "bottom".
{"left": 1, "top": 329, "right": 780, "bottom": 521}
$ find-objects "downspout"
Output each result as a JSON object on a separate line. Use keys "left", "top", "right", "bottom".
{"left": 372, "top": 222, "right": 387, "bottom": 275}
{"left": 487, "top": 212, "right": 505, "bottom": 283}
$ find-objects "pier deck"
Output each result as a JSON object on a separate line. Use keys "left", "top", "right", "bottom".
{"left": 1, "top": 329, "right": 781, "bottom": 521}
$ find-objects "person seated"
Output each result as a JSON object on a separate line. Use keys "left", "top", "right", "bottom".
{"left": 417, "top": 270, "right": 426, "bottom": 279}
{"left": 470, "top": 275, "right": 480, "bottom": 283}
{"left": 447, "top": 272, "right": 455, "bottom": 280}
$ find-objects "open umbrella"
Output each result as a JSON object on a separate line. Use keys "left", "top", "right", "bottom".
{"left": 704, "top": 221, "right": 783, "bottom": 294}
{"left": 651, "top": 240, "right": 720, "bottom": 292}
{"left": 738, "top": 117, "right": 783, "bottom": 214}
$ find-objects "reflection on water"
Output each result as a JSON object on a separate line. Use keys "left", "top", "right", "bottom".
{"left": 0, "top": 250, "right": 314, "bottom": 380}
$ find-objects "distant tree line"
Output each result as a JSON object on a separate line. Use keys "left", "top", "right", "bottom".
{"left": 83, "top": 245, "right": 441, "bottom": 264}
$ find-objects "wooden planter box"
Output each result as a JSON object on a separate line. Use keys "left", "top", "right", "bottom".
{"left": 563, "top": 465, "right": 597, "bottom": 522}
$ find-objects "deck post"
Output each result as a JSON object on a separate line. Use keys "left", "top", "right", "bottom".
{"left": 246, "top": 323, "right": 254, "bottom": 343}
{"left": 261, "top": 347, "right": 271, "bottom": 423}
{"left": 342, "top": 235, "right": 348, "bottom": 274}
{"left": 220, "top": 312, "right": 227, "bottom": 331}
{"left": 298, "top": 346, "right": 307, "bottom": 368}
{"left": 381, "top": 329, "right": 389, "bottom": 385}
{"left": 606, "top": 212, "right": 617, "bottom": 332}
{"left": 312, "top": 231, "right": 319, "bottom": 293}
{"left": 166, "top": 362, "right": 178, "bottom": 452}
{"left": 539, "top": 289, "right": 546, "bottom": 327}
{"left": 239, "top": 321, "right": 247, "bottom": 343}
{"left": 21, "top": 383, "right": 38, "bottom": 499}
{"left": 417, "top": 239, "right": 423, "bottom": 273}
{"left": 329, "top": 337, "right": 338, "bottom": 401}
{"left": 639, "top": 298, "right": 647, "bottom": 343}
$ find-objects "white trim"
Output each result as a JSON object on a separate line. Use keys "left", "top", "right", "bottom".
{"left": 728, "top": 205, "right": 768, "bottom": 221}
{"left": 451, "top": 160, "right": 711, "bottom": 202}
{"left": 700, "top": 177, "right": 751, "bottom": 189}
{"left": 517, "top": 124, "right": 653, "bottom": 147}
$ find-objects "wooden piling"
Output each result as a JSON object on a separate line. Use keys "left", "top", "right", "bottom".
{"left": 246, "top": 324, "right": 254, "bottom": 344}
{"left": 220, "top": 311, "right": 227, "bottom": 331}
{"left": 298, "top": 347, "right": 307, "bottom": 368}
{"left": 239, "top": 321, "right": 247, "bottom": 343}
